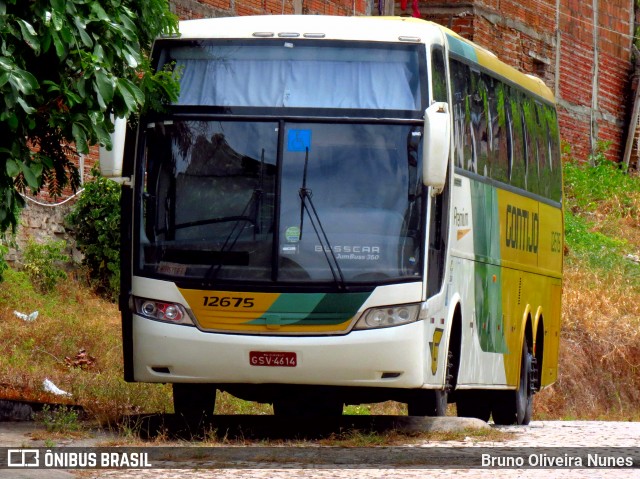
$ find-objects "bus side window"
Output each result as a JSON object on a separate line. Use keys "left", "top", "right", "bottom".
{"left": 471, "top": 71, "right": 489, "bottom": 177}
{"left": 450, "top": 59, "right": 473, "bottom": 171}
{"left": 523, "top": 98, "right": 540, "bottom": 195}
{"left": 535, "top": 102, "right": 549, "bottom": 198}
{"left": 431, "top": 47, "right": 447, "bottom": 102}
{"left": 508, "top": 87, "right": 526, "bottom": 191}
{"left": 483, "top": 73, "right": 498, "bottom": 180}
{"left": 492, "top": 81, "right": 510, "bottom": 184}
{"left": 546, "top": 105, "right": 562, "bottom": 202}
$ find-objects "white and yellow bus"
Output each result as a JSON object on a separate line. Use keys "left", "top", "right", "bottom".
{"left": 103, "top": 15, "right": 562, "bottom": 424}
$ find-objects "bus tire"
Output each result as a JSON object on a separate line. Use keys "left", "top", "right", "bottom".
{"left": 456, "top": 390, "right": 491, "bottom": 422}
{"left": 173, "top": 383, "right": 217, "bottom": 420}
{"left": 492, "top": 342, "right": 534, "bottom": 425}
{"left": 407, "top": 389, "right": 447, "bottom": 416}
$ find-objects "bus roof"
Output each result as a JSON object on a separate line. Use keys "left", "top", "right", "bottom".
{"left": 176, "top": 15, "right": 444, "bottom": 44}
{"left": 174, "top": 15, "right": 555, "bottom": 103}
{"left": 443, "top": 29, "right": 555, "bottom": 103}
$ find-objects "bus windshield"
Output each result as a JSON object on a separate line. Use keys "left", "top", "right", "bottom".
{"left": 138, "top": 120, "right": 424, "bottom": 285}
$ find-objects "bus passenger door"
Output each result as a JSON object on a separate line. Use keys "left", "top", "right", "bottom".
{"left": 426, "top": 46, "right": 451, "bottom": 299}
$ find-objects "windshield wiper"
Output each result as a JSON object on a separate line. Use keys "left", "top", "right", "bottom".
{"left": 204, "top": 194, "right": 257, "bottom": 280}
{"left": 298, "top": 147, "right": 347, "bottom": 290}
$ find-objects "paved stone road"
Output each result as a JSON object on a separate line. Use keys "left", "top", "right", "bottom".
{"left": 82, "top": 421, "right": 640, "bottom": 479}
{"left": 2, "top": 420, "right": 639, "bottom": 479}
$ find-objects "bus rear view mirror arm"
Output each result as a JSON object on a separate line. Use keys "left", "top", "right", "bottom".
{"left": 422, "top": 101, "right": 451, "bottom": 196}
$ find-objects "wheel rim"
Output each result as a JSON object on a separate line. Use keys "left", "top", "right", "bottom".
{"left": 516, "top": 348, "right": 533, "bottom": 424}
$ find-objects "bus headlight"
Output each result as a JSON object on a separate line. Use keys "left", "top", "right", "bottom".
{"left": 134, "top": 298, "right": 194, "bottom": 326}
{"left": 354, "top": 304, "right": 420, "bottom": 330}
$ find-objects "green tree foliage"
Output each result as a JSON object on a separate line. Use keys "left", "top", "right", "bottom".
{"left": 66, "top": 170, "right": 120, "bottom": 300}
{"left": 0, "top": 0, "right": 178, "bottom": 233}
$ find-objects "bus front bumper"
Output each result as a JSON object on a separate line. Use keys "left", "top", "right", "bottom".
{"left": 131, "top": 314, "right": 426, "bottom": 389}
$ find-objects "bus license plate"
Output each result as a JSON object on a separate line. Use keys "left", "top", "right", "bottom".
{"left": 249, "top": 351, "right": 297, "bottom": 367}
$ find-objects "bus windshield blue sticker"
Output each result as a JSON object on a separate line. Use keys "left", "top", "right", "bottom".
{"left": 287, "top": 129, "right": 312, "bottom": 152}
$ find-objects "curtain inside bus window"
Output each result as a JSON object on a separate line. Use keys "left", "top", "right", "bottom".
{"left": 166, "top": 43, "right": 422, "bottom": 111}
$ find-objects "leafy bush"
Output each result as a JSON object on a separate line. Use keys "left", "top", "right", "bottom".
{"left": 22, "top": 239, "right": 68, "bottom": 294}
{"left": 563, "top": 141, "right": 640, "bottom": 217}
{"left": 66, "top": 171, "right": 120, "bottom": 300}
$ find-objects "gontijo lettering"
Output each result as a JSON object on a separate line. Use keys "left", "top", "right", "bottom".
{"left": 505, "top": 204, "right": 539, "bottom": 253}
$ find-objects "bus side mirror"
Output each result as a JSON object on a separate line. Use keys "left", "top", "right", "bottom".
{"left": 422, "top": 102, "right": 451, "bottom": 195}
{"left": 99, "top": 116, "right": 127, "bottom": 180}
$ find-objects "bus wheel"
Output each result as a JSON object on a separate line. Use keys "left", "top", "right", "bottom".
{"left": 273, "top": 397, "right": 343, "bottom": 417}
{"left": 408, "top": 343, "right": 455, "bottom": 416}
{"left": 407, "top": 390, "right": 447, "bottom": 416}
{"left": 492, "top": 342, "right": 534, "bottom": 425}
{"left": 455, "top": 390, "right": 491, "bottom": 422}
{"left": 173, "top": 383, "right": 217, "bottom": 420}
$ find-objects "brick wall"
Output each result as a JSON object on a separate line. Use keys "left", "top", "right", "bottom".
{"left": 172, "top": 0, "right": 369, "bottom": 19}
{"left": 406, "top": 0, "right": 636, "bottom": 165}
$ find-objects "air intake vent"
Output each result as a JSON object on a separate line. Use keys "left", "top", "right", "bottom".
{"left": 518, "top": 277, "right": 523, "bottom": 305}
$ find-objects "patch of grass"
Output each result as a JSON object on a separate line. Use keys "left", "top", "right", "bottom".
{"left": 214, "top": 392, "right": 272, "bottom": 415}
{"left": 416, "top": 427, "right": 514, "bottom": 444}
{"left": 340, "top": 401, "right": 408, "bottom": 416}
{"left": 343, "top": 405, "right": 372, "bottom": 415}
{"left": 564, "top": 211, "right": 630, "bottom": 268}
{"left": 534, "top": 146, "right": 640, "bottom": 421}
{"left": 535, "top": 265, "right": 640, "bottom": 421}
{"left": 36, "top": 405, "right": 82, "bottom": 433}
{"left": 0, "top": 267, "right": 172, "bottom": 427}
{"left": 562, "top": 145, "right": 640, "bottom": 282}
{"left": 314, "top": 426, "right": 511, "bottom": 447}
{"left": 563, "top": 149, "right": 640, "bottom": 217}
{"left": 319, "top": 429, "right": 390, "bottom": 446}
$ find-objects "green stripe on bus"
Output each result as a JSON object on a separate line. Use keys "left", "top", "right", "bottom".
{"left": 310, "top": 292, "right": 371, "bottom": 316}
{"left": 470, "top": 180, "right": 508, "bottom": 353}
{"left": 268, "top": 293, "right": 326, "bottom": 313}
{"left": 246, "top": 291, "right": 371, "bottom": 326}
